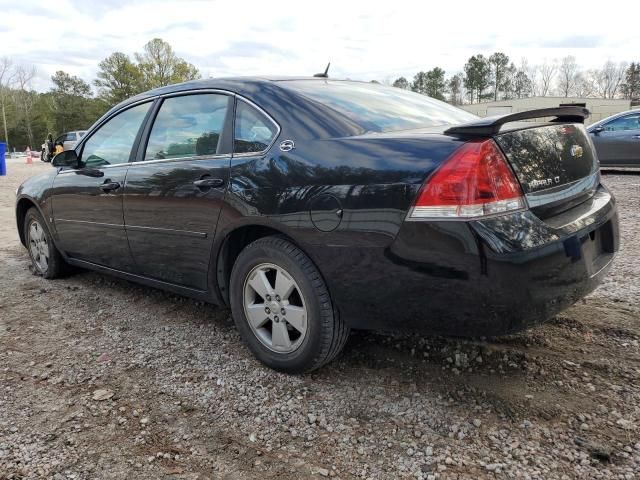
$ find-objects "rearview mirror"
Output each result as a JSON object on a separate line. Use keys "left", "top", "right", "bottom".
{"left": 52, "top": 150, "right": 79, "bottom": 168}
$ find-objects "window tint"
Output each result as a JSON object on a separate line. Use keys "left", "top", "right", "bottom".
{"left": 82, "top": 102, "right": 150, "bottom": 168}
{"left": 145, "top": 94, "right": 229, "bottom": 161}
{"left": 280, "top": 80, "right": 477, "bottom": 133}
{"left": 234, "top": 101, "right": 277, "bottom": 154}
{"left": 603, "top": 114, "right": 640, "bottom": 131}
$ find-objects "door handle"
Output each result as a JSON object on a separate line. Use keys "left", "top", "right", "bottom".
{"left": 100, "top": 180, "right": 121, "bottom": 192}
{"left": 193, "top": 178, "right": 224, "bottom": 188}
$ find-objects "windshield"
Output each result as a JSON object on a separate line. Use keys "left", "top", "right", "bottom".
{"left": 280, "top": 80, "right": 477, "bottom": 133}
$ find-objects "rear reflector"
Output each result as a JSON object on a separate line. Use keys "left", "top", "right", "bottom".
{"left": 409, "top": 139, "right": 525, "bottom": 220}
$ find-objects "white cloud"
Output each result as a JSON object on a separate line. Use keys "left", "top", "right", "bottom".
{"left": 0, "top": 0, "right": 638, "bottom": 92}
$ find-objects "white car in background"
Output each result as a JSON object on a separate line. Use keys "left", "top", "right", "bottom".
{"left": 41, "top": 130, "right": 87, "bottom": 162}
{"left": 55, "top": 131, "right": 87, "bottom": 151}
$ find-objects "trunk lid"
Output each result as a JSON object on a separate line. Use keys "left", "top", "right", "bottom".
{"left": 494, "top": 123, "right": 599, "bottom": 216}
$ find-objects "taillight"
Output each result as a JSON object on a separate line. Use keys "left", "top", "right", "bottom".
{"left": 408, "top": 139, "right": 525, "bottom": 220}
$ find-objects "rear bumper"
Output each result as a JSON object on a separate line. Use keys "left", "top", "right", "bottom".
{"left": 315, "top": 185, "right": 618, "bottom": 336}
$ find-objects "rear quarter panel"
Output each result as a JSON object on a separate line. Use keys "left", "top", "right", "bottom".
{"left": 219, "top": 131, "right": 464, "bottom": 327}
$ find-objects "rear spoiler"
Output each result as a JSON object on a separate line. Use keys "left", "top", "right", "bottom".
{"left": 445, "top": 106, "right": 590, "bottom": 136}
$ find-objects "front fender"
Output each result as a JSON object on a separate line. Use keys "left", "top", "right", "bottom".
{"left": 15, "top": 171, "right": 57, "bottom": 246}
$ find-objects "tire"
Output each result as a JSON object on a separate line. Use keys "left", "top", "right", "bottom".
{"left": 23, "top": 207, "right": 67, "bottom": 279}
{"left": 229, "top": 236, "right": 349, "bottom": 373}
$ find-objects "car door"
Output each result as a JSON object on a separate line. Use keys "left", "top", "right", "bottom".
{"left": 122, "top": 92, "right": 233, "bottom": 290}
{"left": 591, "top": 113, "right": 640, "bottom": 166}
{"left": 51, "top": 101, "right": 152, "bottom": 271}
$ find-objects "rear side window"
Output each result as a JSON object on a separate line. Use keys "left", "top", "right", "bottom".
{"left": 81, "top": 102, "right": 150, "bottom": 167}
{"left": 603, "top": 114, "right": 640, "bottom": 131}
{"left": 234, "top": 101, "right": 277, "bottom": 154}
{"left": 144, "top": 94, "right": 230, "bottom": 161}
{"left": 280, "top": 80, "right": 477, "bottom": 133}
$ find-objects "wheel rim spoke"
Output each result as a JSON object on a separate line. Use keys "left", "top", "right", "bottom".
{"left": 284, "top": 306, "right": 306, "bottom": 333}
{"left": 245, "top": 303, "right": 268, "bottom": 329}
{"left": 271, "top": 320, "right": 292, "bottom": 350}
{"left": 30, "top": 224, "right": 39, "bottom": 241}
{"left": 274, "top": 270, "right": 295, "bottom": 301}
{"left": 247, "top": 270, "right": 272, "bottom": 300}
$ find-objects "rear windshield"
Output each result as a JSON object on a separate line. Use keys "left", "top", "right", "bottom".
{"left": 280, "top": 80, "right": 477, "bottom": 133}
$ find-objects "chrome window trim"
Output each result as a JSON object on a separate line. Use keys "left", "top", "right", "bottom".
{"left": 232, "top": 97, "right": 281, "bottom": 157}
{"left": 141, "top": 90, "right": 232, "bottom": 163}
{"left": 129, "top": 153, "right": 231, "bottom": 168}
{"left": 63, "top": 87, "right": 281, "bottom": 174}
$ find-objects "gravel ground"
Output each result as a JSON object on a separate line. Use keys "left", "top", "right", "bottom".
{"left": 0, "top": 159, "right": 639, "bottom": 479}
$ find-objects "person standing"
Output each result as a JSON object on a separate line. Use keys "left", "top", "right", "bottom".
{"left": 45, "top": 133, "right": 54, "bottom": 162}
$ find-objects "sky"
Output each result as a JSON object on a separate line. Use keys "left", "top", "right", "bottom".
{"left": 1, "top": 0, "right": 639, "bottom": 92}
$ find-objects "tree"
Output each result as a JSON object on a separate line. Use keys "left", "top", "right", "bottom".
{"left": 621, "top": 62, "right": 640, "bottom": 100}
{"left": 50, "top": 71, "right": 93, "bottom": 133}
{"left": 488, "top": 52, "right": 510, "bottom": 101}
{"left": 134, "top": 38, "right": 200, "bottom": 89}
{"left": 411, "top": 68, "right": 446, "bottom": 100}
{"left": 537, "top": 61, "right": 557, "bottom": 96}
{"left": 0, "top": 57, "right": 14, "bottom": 148}
{"left": 524, "top": 61, "right": 539, "bottom": 97}
{"left": 592, "top": 61, "right": 627, "bottom": 99}
{"left": 574, "top": 72, "right": 595, "bottom": 98}
{"left": 558, "top": 56, "right": 579, "bottom": 97}
{"left": 425, "top": 67, "right": 446, "bottom": 100}
{"left": 14, "top": 65, "right": 37, "bottom": 148}
{"left": 463, "top": 55, "right": 491, "bottom": 104}
{"left": 501, "top": 62, "right": 518, "bottom": 100}
{"left": 94, "top": 52, "right": 144, "bottom": 106}
{"left": 448, "top": 73, "right": 463, "bottom": 105}
{"left": 392, "top": 77, "right": 409, "bottom": 89}
{"left": 411, "top": 71, "right": 428, "bottom": 94}
{"left": 513, "top": 70, "right": 532, "bottom": 98}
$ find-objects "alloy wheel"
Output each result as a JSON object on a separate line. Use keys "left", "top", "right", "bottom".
{"left": 242, "top": 263, "right": 308, "bottom": 353}
{"left": 28, "top": 220, "right": 49, "bottom": 273}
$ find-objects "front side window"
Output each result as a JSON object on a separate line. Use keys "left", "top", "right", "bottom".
{"left": 81, "top": 102, "right": 150, "bottom": 168}
{"left": 603, "top": 114, "right": 640, "bottom": 132}
{"left": 234, "top": 101, "right": 277, "bottom": 154}
{"left": 144, "top": 94, "right": 229, "bottom": 161}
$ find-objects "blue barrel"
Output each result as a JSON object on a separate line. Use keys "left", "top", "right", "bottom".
{"left": 0, "top": 142, "right": 6, "bottom": 176}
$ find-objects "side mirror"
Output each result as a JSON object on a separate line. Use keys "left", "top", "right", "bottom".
{"left": 592, "top": 126, "right": 605, "bottom": 134}
{"left": 52, "top": 150, "right": 79, "bottom": 168}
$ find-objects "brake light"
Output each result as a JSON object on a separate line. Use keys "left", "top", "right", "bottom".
{"left": 409, "top": 139, "right": 525, "bottom": 219}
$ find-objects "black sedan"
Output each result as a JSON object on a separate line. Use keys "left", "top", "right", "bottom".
{"left": 15, "top": 78, "right": 619, "bottom": 372}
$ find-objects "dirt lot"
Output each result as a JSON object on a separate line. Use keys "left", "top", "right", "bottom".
{"left": 0, "top": 159, "right": 639, "bottom": 479}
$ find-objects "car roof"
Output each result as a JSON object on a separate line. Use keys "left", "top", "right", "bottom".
{"left": 591, "top": 109, "right": 640, "bottom": 126}
{"left": 119, "top": 77, "right": 369, "bottom": 107}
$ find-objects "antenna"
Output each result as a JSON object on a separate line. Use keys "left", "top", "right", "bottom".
{"left": 313, "top": 62, "right": 330, "bottom": 78}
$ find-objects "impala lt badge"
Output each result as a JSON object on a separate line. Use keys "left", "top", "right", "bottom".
{"left": 529, "top": 176, "right": 561, "bottom": 190}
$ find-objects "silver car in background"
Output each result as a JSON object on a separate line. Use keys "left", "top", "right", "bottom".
{"left": 588, "top": 110, "right": 640, "bottom": 168}
{"left": 55, "top": 130, "right": 87, "bottom": 151}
